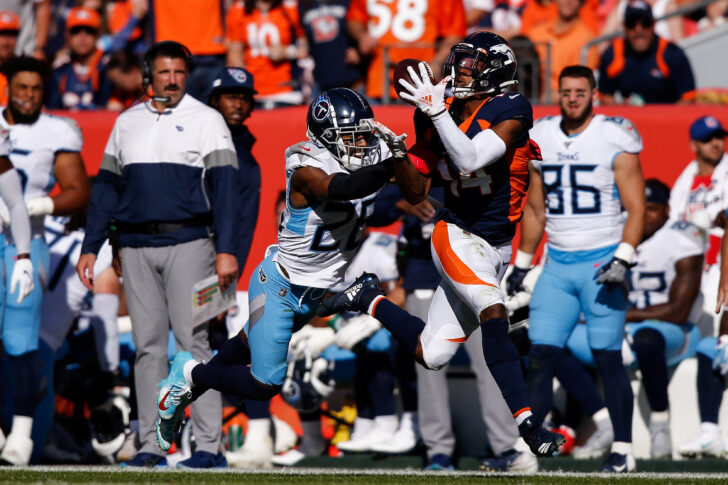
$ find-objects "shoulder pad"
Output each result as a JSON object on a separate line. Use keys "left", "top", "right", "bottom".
{"left": 601, "top": 115, "right": 642, "bottom": 152}
{"left": 667, "top": 220, "right": 705, "bottom": 247}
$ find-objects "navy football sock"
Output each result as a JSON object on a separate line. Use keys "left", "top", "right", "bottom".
{"left": 209, "top": 334, "right": 251, "bottom": 366}
{"left": 9, "top": 351, "right": 39, "bottom": 416}
{"left": 554, "top": 350, "right": 605, "bottom": 416}
{"left": 482, "top": 318, "right": 530, "bottom": 417}
{"left": 632, "top": 328, "right": 668, "bottom": 412}
{"left": 370, "top": 297, "right": 424, "bottom": 357}
{"left": 191, "top": 362, "right": 279, "bottom": 401}
{"left": 697, "top": 353, "right": 724, "bottom": 423}
{"left": 593, "top": 349, "right": 633, "bottom": 442}
{"left": 527, "top": 344, "right": 563, "bottom": 424}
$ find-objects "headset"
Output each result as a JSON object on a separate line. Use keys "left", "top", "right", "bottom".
{"left": 141, "top": 40, "right": 193, "bottom": 103}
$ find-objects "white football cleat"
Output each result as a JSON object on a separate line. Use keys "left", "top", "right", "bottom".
{"left": 226, "top": 434, "right": 273, "bottom": 469}
{"left": 649, "top": 419, "right": 672, "bottom": 459}
{"left": 572, "top": 424, "right": 613, "bottom": 459}
{"left": 272, "top": 416, "right": 298, "bottom": 454}
{"left": 0, "top": 433, "right": 33, "bottom": 466}
{"left": 0, "top": 426, "right": 5, "bottom": 452}
{"left": 369, "top": 413, "right": 421, "bottom": 454}
{"left": 678, "top": 422, "right": 725, "bottom": 458}
{"left": 337, "top": 417, "right": 396, "bottom": 453}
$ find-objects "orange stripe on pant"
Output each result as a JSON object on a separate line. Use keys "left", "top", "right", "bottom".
{"left": 431, "top": 221, "right": 496, "bottom": 287}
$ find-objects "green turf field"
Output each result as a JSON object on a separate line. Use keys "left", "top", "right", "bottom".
{"left": 1, "top": 468, "right": 727, "bottom": 485}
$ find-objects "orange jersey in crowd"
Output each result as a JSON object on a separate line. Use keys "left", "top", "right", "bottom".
{"left": 520, "top": 0, "right": 600, "bottom": 35}
{"left": 153, "top": 0, "right": 226, "bottom": 55}
{"left": 108, "top": 0, "right": 142, "bottom": 41}
{"left": 0, "top": 73, "right": 6, "bottom": 106}
{"left": 226, "top": 2, "right": 304, "bottom": 96}
{"left": 347, "top": 0, "right": 466, "bottom": 99}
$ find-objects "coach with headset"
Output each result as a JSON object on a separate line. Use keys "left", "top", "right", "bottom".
{"left": 76, "top": 41, "right": 238, "bottom": 469}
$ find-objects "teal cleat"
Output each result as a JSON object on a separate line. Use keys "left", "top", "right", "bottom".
{"left": 157, "top": 351, "right": 195, "bottom": 421}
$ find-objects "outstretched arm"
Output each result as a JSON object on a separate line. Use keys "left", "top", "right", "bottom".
{"left": 290, "top": 163, "right": 393, "bottom": 206}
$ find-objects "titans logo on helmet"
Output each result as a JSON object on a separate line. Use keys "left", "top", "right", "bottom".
{"left": 312, "top": 95, "right": 331, "bottom": 123}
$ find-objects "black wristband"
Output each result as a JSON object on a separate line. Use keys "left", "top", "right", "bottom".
{"left": 327, "top": 161, "right": 394, "bottom": 200}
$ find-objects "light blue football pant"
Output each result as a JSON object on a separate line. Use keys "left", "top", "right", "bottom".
{"left": 0, "top": 235, "right": 49, "bottom": 355}
{"left": 567, "top": 320, "right": 700, "bottom": 368}
{"left": 244, "top": 250, "right": 327, "bottom": 386}
{"left": 528, "top": 247, "right": 628, "bottom": 351}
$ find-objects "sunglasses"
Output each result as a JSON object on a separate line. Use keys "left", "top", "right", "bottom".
{"left": 69, "top": 25, "right": 98, "bottom": 36}
{"left": 625, "top": 17, "right": 653, "bottom": 29}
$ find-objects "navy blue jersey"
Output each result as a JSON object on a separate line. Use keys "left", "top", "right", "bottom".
{"left": 299, "top": 0, "right": 362, "bottom": 90}
{"left": 598, "top": 36, "right": 695, "bottom": 103}
{"left": 230, "top": 126, "right": 260, "bottom": 273}
{"left": 411, "top": 92, "right": 533, "bottom": 246}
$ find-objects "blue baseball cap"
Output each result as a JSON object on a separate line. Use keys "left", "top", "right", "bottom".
{"left": 690, "top": 115, "right": 727, "bottom": 141}
{"left": 210, "top": 67, "right": 257, "bottom": 96}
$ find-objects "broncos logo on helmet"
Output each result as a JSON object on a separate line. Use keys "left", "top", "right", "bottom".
{"left": 444, "top": 32, "right": 518, "bottom": 99}
{"left": 306, "top": 87, "right": 382, "bottom": 172}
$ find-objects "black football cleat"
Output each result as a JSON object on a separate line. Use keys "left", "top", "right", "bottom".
{"left": 519, "top": 417, "right": 566, "bottom": 457}
{"left": 317, "top": 272, "right": 383, "bottom": 317}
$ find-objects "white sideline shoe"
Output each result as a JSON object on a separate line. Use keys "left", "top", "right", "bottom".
{"left": 678, "top": 423, "right": 725, "bottom": 458}
{"left": 369, "top": 414, "right": 421, "bottom": 454}
{"left": 337, "top": 418, "right": 396, "bottom": 453}
{"left": 572, "top": 425, "right": 613, "bottom": 459}
{"left": 226, "top": 435, "right": 273, "bottom": 469}
{"left": 272, "top": 416, "right": 298, "bottom": 454}
{"left": 0, "top": 433, "right": 33, "bottom": 466}
{"left": 649, "top": 419, "right": 672, "bottom": 458}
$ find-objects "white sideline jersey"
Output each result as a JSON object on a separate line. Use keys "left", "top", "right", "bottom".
{"left": 530, "top": 114, "right": 643, "bottom": 252}
{"left": 275, "top": 141, "right": 388, "bottom": 288}
{"left": 336, "top": 231, "right": 399, "bottom": 291}
{"left": 629, "top": 220, "right": 704, "bottom": 309}
{"left": 0, "top": 111, "right": 83, "bottom": 238}
{"left": 40, "top": 216, "right": 113, "bottom": 352}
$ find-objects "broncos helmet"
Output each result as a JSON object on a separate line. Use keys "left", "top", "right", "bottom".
{"left": 444, "top": 32, "right": 518, "bottom": 98}
{"left": 281, "top": 351, "right": 335, "bottom": 414}
{"left": 306, "top": 87, "right": 381, "bottom": 172}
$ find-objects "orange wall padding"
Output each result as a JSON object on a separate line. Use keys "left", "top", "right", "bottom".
{"left": 54, "top": 105, "right": 728, "bottom": 289}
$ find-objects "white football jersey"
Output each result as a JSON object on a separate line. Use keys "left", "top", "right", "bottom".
{"left": 530, "top": 114, "right": 643, "bottom": 252}
{"left": 40, "top": 216, "right": 113, "bottom": 351}
{"left": 629, "top": 220, "right": 704, "bottom": 309}
{"left": 335, "top": 231, "right": 399, "bottom": 291}
{"left": 0, "top": 111, "right": 83, "bottom": 237}
{"left": 275, "top": 141, "right": 387, "bottom": 288}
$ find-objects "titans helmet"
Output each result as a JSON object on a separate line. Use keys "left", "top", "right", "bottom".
{"left": 306, "top": 87, "right": 381, "bottom": 172}
{"left": 90, "top": 394, "right": 132, "bottom": 463}
{"left": 281, "top": 352, "right": 335, "bottom": 413}
{"left": 444, "top": 32, "right": 518, "bottom": 98}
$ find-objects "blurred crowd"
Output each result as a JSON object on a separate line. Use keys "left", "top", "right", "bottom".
{"left": 0, "top": 0, "right": 726, "bottom": 110}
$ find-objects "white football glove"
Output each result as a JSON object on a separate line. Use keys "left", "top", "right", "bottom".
{"left": 26, "top": 197, "right": 54, "bottom": 217}
{"left": 288, "top": 325, "right": 336, "bottom": 360}
{"left": 713, "top": 335, "right": 728, "bottom": 376}
{"left": 10, "top": 258, "right": 34, "bottom": 304}
{"left": 335, "top": 314, "right": 382, "bottom": 350}
{"left": 397, "top": 63, "right": 450, "bottom": 118}
{"left": 369, "top": 120, "right": 407, "bottom": 159}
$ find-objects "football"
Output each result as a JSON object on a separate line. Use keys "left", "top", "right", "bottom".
{"left": 393, "top": 58, "right": 436, "bottom": 105}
